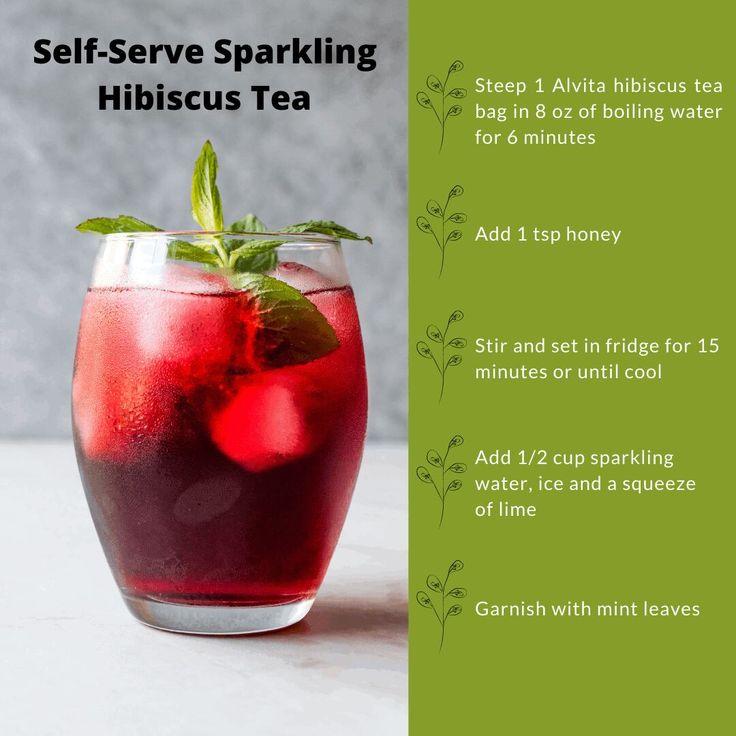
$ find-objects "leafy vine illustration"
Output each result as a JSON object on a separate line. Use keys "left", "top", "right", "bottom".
{"left": 416, "top": 185, "right": 466, "bottom": 276}
{"left": 416, "top": 434, "right": 466, "bottom": 527}
{"left": 416, "top": 560, "right": 466, "bottom": 652}
{"left": 416, "top": 310, "right": 466, "bottom": 401}
{"left": 416, "top": 59, "right": 466, "bottom": 151}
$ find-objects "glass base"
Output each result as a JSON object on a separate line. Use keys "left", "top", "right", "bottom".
{"left": 123, "top": 594, "right": 315, "bottom": 635}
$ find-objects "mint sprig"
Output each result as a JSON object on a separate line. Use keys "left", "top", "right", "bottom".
{"left": 76, "top": 140, "right": 371, "bottom": 269}
{"left": 76, "top": 140, "right": 372, "bottom": 366}
{"left": 223, "top": 218, "right": 372, "bottom": 272}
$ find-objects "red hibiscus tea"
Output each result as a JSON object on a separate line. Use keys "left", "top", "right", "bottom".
{"left": 73, "top": 243, "right": 368, "bottom": 634}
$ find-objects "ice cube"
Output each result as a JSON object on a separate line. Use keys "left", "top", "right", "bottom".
{"left": 157, "top": 263, "right": 231, "bottom": 295}
{"left": 208, "top": 371, "right": 334, "bottom": 472}
{"left": 132, "top": 286, "right": 257, "bottom": 381}
{"left": 272, "top": 262, "right": 340, "bottom": 294}
{"left": 73, "top": 289, "right": 196, "bottom": 462}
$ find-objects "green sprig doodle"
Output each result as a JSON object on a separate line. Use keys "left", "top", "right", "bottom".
{"left": 416, "top": 434, "right": 466, "bottom": 527}
{"left": 416, "top": 184, "right": 466, "bottom": 276}
{"left": 416, "top": 310, "right": 466, "bottom": 401}
{"left": 416, "top": 560, "right": 467, "bottom": 652}
{"left": 416, "top": 60, "right": 466, "bottom": 151}
{"left": 76, "top": 140, "right": 372, "bottom": 366}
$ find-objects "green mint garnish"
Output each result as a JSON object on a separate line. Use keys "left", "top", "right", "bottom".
{"left": 278, "top": 221, "right": 373, "bottom": 243}
{"left": 232, "top": 272, "right": 339, "bottom": 367}
{"left": 190, "top": 140, "right": 229, "bottom": 266}
{"left": 229, "top": 213, "right": 267, "bottom": 233}
{"left": 76, "top": 215, "right": 162, "bottom": 234}
{"left": 76, "top": 141, "right": 371, "bottom": 266}
{"left": 226, "top": 214, "right": 277, "bottom": 272}
{"left": 167, "top": 240, "right": 222, "bottom": 267}
{"left": 191, "top": 140, "right": 224, "bottom": 232}
{"left": 76, "top": 140, "right": 372, "bottom": 366}
{"left": 228, "top": 239, "right": 283, "bottom": 273}
{"left": 223, "top": 217, "right": 372, "bottom": 271}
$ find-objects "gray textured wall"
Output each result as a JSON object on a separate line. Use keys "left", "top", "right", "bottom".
{"left": 0, "top": 0, "right": 406, "bottom": 440}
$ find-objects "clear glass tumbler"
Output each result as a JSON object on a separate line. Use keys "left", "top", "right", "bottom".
{"left": 72, "top": 232, "right": 368, "bottom": 634}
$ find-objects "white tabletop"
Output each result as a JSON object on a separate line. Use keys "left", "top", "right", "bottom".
{"left": 0, "top": 442, "right": 407, "bottom": 736}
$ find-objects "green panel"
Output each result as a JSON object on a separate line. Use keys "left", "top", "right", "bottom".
{"left": 409, "top": 2, "right": 733, "bottom": 733}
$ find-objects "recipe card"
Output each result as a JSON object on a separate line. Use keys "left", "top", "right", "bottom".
{"left": 2, "top": 1, "right": 733, "bottom": 734}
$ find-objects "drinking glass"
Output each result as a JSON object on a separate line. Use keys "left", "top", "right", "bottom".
{"left": 72, "top": 232, "right": 368, "bottom": 634}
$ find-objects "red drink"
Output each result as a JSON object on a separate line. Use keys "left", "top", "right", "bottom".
{"left": 72, "top": 260, "right": 367, "bottom": 631}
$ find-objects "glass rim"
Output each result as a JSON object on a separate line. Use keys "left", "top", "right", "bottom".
{"left": 100, "top": 230, "right": 342, "bottom": 247}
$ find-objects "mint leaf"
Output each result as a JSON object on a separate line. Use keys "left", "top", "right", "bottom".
{"left": 191, "top": 140, "right": 223, "bottom": 232}
{"left": 227, "top": 215, "right": 277, "bottom": 272}
{"left": 76, "top": 216, "right": 162, "bottom": 234}
{"left": 232, "top": 250, "right": 278, "bottom": 273}
{"left": 229, "top": 239, "right": 284, "bottom": 274}
{"left": 279, "top": 220, "right": 372, "bottom": 243}
{"left": 229, "top": 213, "right": 267, "bottom": 233}
{"left": 232, "top": 272, "right": 338, "bottom": 366}
{"left": 168, "top": 240, "right": 221, "bottom": 267}
{"left": 229, "top": 239, "right": 285, "bottom": 259}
